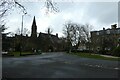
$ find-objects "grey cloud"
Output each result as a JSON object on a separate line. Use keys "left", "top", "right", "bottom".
{"left": 85, "top": 2, "right": 118, "bottom": 25}
{"left": 5, "top": 2, "right": 118, "bottom": 35}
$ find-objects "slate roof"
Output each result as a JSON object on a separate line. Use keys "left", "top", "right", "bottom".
{"left": 91, "top": 28, "right": 120, "bottom": 35}
{"left": 38, "top": 32, "right": 60, "bottom": 44}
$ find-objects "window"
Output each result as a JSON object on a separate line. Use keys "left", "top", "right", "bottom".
{"left": 106, "top": 30, "right": 110, "bottom": 34}
{"left": 118, "top": 29, "right": 120, "bottom": 34}
{"left": 96, "top": 32, "right": 99, "bottom": 35}
{"left": 118, "top": 38, "right": 120, "bottom": 42}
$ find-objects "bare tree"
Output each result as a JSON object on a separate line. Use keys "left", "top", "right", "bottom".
{"left": 0, "top": 0, "right": 27, "bottom": 19}
{"left": 15, "top": 28, "right": 21, "bottom": 35}
{"left": 44, "top": 0, "right": 59, "bottom": 14}
{"left": 14, "top": 27, "right": 30, "bottom": 36}
{"left": 63, "top": 21, "right": 92, "bottom": 51}
{"left": 63, "top": 22, "right": 83, "bottom": 46}
{"left": 63, "top": 21, "right": 74, "bottom": 52}
{"left": 0, "top": 24, "right": 7, "bottom": 33}
{"left": 7, "top": 27, "right": 30, "bottom": 37}
{"left": 9, "top": 32, "right": 15, "bottom": 37}
{"left": 22, "top": 28, "right": 30, "bottom": 36}
{"left": 82, "top": 23, "right": 93, "bottom": 42}
{"left": 0, "top": 0, "right": 59, "bottom": 28}
{"left": 0, "top": 0, "right": 27, "bottom": 36}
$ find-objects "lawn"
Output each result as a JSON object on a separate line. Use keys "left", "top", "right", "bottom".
{"left": 7, "top": 51, "right": 33, "bottom": 57}
{"left": 68, "top": 52, "right": 120, "bottom": 61}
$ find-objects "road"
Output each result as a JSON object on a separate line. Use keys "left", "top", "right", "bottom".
{"left": 2, "top": 52, "right": 120, "bottom": 78}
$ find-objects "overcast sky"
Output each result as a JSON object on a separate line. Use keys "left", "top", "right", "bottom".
{"left": 5, "top": 1, "right": 119, "bottom": 37}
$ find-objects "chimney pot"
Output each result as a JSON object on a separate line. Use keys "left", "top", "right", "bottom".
{"left": 56, "top": 33, "right": 58, "bottom": 37}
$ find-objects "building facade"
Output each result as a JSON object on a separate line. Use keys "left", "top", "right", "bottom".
{"left": 2, "top": 16, "right": 67, "bottom": 52}
{"left": 90, "top": 24, "right": 120, "bottom": 52}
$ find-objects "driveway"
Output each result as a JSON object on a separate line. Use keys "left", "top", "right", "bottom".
{"left": 2, "top": 52, "right": 120, "bottom": 78}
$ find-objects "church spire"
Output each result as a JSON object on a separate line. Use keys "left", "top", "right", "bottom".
{"left": 31, "top": 16, "right": 37, "bottom": 38}
{"left": 33, "top": 16, "right": 36, "bottom": 25}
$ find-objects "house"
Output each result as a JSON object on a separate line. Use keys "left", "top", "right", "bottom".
{"left": 90, "top": 24, "right": 120, "bottom": 52}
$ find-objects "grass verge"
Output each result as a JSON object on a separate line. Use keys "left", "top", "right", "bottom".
{"left": 7, "top": 52, "right": 33, "bottom": 57}
{"left": 68, "top": 52, "right": 120, "bottom": 61}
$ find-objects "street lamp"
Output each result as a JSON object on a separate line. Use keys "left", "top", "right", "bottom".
{"left": 21, "top": 15, "right": 24, "bottom": 35}
{"left": 20, "top": 13, "right": 27, "bottom": 55}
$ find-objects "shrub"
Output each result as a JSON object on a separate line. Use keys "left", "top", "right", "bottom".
{"left": 112, "top": 46, "right": 120, "bottom": 57}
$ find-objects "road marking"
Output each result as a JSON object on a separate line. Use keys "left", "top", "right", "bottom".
{"left": 114, "top": 67, "right": 119, "bottom": 70}
{"left": 64, "top": 61, "right": 72, "bottom": 64}
{"left": 89, "top": 65, "right": 93, "bottom": 67}
{"left": 85, "top": 64, "right": 119, "bottom": 70}
{"left": 83, "top": 64, "right": 104, "bottom": 68}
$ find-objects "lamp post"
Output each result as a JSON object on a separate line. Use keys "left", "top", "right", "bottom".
{"left": 20, "top": 13, "right": 27, "bottom": 55}
{"left": 21, "top": 15, "right": 24, "bottom": 35}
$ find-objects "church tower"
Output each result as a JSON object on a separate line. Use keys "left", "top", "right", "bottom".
{"left": 31, "top": 16, "right": 37, "bottom": 38}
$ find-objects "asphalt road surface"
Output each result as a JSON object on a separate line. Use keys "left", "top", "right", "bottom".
{"left": 2, "top": 52, "right": 120, "bottom": 78}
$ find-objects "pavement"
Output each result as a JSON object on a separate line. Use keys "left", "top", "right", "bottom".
{"left": 100, "top": 55, "right": 119, "bottom": 58}
{"left": 91, "top": 53, "right": 119, "bottom": 58}
{"left": 2, "top": 52, "right": 120, "bottom": 78}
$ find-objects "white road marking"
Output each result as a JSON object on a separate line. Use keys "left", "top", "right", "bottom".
{"left": 114, "top": 67, "right": 119, "bottom": 70}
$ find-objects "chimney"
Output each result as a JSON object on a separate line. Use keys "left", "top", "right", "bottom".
{"left": 103, "top": 27, "right": 105, "bottom": 30}
{"left": 26, "top": 34, "right": 28, "bottom": 37}
{"left": 56, "top": 33, "right": 58, "bottom": 37}
{"left": 15, "top": 34, "right": 17, "bottom": 36}
{"left": 111, "top": 24, "right": 117, "bottom": 29}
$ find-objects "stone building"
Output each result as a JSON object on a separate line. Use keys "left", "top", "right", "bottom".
{"left": 28, "top": 16, "right": 66, "bottom": 52}
{"left": 2, "top": 16, "right": 66, "bottom": 52}
{"left": 90, "top": 24, "right": 120, "bottom": 52}
{"left": 16, "top": 16, "right": 65, "bottom": 52}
